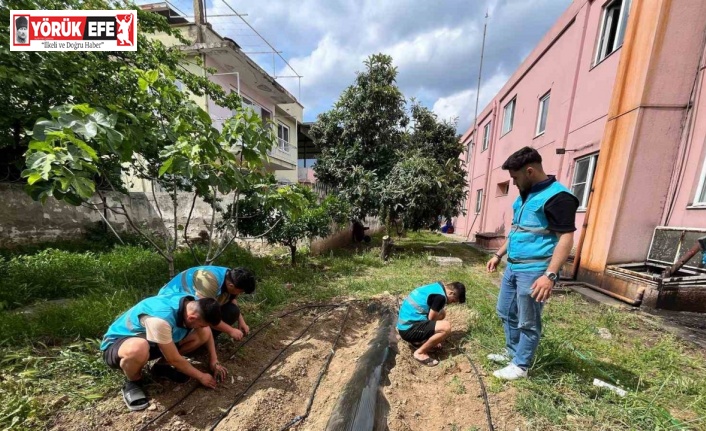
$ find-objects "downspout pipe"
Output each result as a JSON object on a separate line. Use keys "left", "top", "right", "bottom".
{"left": 478, "top": 100, "right": 499, "bottom": 233}
{"left": 556, "top": 2, "right": 591, "bottom": 180}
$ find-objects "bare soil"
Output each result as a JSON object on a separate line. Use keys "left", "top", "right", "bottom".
{"left": 49, "top": 298, "right": 520, "bottom": 431}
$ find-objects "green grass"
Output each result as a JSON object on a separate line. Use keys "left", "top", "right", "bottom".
{"left": 1, "top": 230, "right": 705, "bottom": 430}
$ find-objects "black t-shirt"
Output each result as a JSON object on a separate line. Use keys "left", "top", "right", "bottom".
{"left": 427, "top": 294, "right": 447, "bottom": 312}
{"left": 544, "top": 192, "right": 579, "bottom": 233}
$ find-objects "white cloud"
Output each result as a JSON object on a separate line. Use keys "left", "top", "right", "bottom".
{"left": 433, "top": 71, "right": 509, "bottom": 133}
{"left": 157, "top": 0, "right": 572, "bottom": 126}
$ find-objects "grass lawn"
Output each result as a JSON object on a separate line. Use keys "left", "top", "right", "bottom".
{"left": 0, "top": 231, "right": 704, "bottom": 430}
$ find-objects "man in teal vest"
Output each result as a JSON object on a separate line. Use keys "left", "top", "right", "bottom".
{"left": 487, "top": 147, "right": 578, "bottom": 380}
{"left": 158, "top": 266, "right": 256, "bottom": 342}
{"left": 397, "top": 281, "right": 466, "bottom": 366}
{"left": 101, "top": 294, "right": 228, "bottom": 411}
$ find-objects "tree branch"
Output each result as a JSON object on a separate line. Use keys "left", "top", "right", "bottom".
{"left": 182, "top": 193, "right": 202, "bottom": 265}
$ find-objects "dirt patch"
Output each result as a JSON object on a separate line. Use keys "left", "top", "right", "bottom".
{"left": 49, "top": 299, "right": 518, "bottom": 431}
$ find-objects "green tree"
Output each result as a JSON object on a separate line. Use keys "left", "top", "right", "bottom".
{"left": 233, "top": 180, "right": 349, "bottom": 265}
{"left": 383, "top": 103, "right": 466, "bottom": 231}
{"left": 0, "top": 0, "right": 237, "bottom": 178}
{"left": 310, "top": 53, "right": 407, "bottom": 221}
{"left": 311, "top": 55, "right": 466, "bottom": 234}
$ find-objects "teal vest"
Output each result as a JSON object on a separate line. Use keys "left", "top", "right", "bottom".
{"left": 100, "top": 295, "right": 192, "bottom": 351}
{"left": 397, "top": 282, "right": 446, "bottom": 331}
{"left": 158, "top": 266, "right": 229, "bottom": 304}
{"left": 507, "top": 180, "right": 574, "bottom": 272}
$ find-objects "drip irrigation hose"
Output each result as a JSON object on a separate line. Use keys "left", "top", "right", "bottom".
{"left": 457, "top": 345, "right": 495, "bottom": 431}
{"left": 136, "top": 303, "right": 341, "bottom": 431}
{"left": 208, "top": 305, "right": 338, "bottom": 431}
{"left": 278, "top": 304, "right": 352, "bottom": 431}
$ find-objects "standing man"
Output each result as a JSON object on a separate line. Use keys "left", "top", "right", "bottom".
{"left": 101, "top": 295, "right": 227, "bottom": 411}
{"left": 158, "top": 266, "right": 256, "bottom": 341}
{"left": 486, "top": 147, "right": 578, "bottom": 380}
{"left": 397, "top": 281, "right": 466, "bottom": 367}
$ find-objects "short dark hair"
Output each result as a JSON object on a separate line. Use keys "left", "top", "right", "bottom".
{"left": 228, "top": 267, "right": 256, "bottom": 294}
{"left": 447, "top": 281, "right": 466, "bottom": 304}
{"left": 502, "top": 146, "right": 542, "bottom": 171}
{"left": 197, "top": 298, "right": 222, "bottom": 326}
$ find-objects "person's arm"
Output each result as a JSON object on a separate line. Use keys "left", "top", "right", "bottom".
{"left": 487, "top": 240, "right": 508, "bottom": 272}
{"left": 231, "top": 296, "right": 249, "bottom": 336}
{"left": 204, "top": 329, "right": 227, "bottom": 382}
{"left": 531, "top": 192, "right": 579, "bottom": 302}
{"left": 427, "top": 295, "right": 446, "bottom": 320}
{"left": 212, "top": 320, "right": 243, "bottom": 340}
{"left": 530, "top": 232, "right": 573, "bottom": 302}
{"left": 158, "top": 342, "right": 217, "bottom": 388}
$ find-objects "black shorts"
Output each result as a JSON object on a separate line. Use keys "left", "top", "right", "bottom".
{"left": 398, "top": 320, "right": 437, "bottom": 344}
{"left": 102, "top": 337, "right": 164, "bottom": 369}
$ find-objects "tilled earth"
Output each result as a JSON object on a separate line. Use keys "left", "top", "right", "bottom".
{"left": 50, "top": 297, "right": 521, "bottom": 431}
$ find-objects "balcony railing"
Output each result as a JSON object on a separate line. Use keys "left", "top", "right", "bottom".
{"left": 277, "top": 137, "right": 290, "bottom": 153}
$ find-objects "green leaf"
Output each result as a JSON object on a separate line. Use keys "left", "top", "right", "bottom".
{"left": 145, "top": 69, "right": 159, "bottom": 84}
{"left": 138, "top": 77, "right": 148, "bottom": 92}
{"left": 158, "top": 157, "right": 174, "bottom": 177}
{"left": 27, "top": 172, "right": 43, "bottom": 185}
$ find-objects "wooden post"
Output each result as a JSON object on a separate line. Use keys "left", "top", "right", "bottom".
{"left": 381, "top": 235, "right": 393, "bottom": 261}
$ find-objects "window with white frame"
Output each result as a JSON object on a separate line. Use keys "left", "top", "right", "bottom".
{"left": 571, "top": 154, "right": 598, "bottom": 209}
{"left": 277, "top": 123, "right": 290, "bottom": 152}
{"left": 475, "top": 189, "right": 483, "bottom": 214}
{"left": 502, "top": 98, "right": 516, "bottom": 135}
{"left": 694, "top": 159, "right": 706, "bottom": 205}
{"left": 482, "top": 122, "right": 491, "bottom": 151}
{"left": 595, "top": 0, "right": 632, "bottom": 64}
{"left": 466, "top": 140, "right": 473, "bottom": 163}
{"left": 536, "top": 92, "right": 550, "bottom": 136}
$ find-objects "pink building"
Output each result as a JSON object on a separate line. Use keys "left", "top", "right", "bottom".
{"left": 455, "top": 0, "right": 706, "bottom": 311}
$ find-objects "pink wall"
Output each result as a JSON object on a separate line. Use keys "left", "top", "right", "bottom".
{"left": 455, "top": 0, "right": 619, "bottom": 248}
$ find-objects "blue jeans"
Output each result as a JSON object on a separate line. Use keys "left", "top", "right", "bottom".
{"left": 496, "top": 267, "right": 545, "bottom": 369}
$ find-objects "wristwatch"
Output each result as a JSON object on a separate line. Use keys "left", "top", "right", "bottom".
{"left": 544, "top": 271, "right": 558, "bottom": 283}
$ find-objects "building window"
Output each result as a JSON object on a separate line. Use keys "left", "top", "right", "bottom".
{"left": 694, "top": 159, "right": 706, "bottom": 205}
{"left": 502, "top": 98, "right": 516, "bottom": 135}
{"left": 571, "top": 154, "right": 598, "bottom": 209}
{"left": 277, "top": 123, "right": 290, "bottom": 152}
{"left": 261, "top": 108, "right": 272, "bottom": 124}
{"left": 475, "top": 189, "right": 483, "bottom": 214}
{"left": 496, "top": 181, "right": 510, "bottom": 197}
{"left": 482, "top": 122, "right": 491, "bottom": 151}
{"left": 536, "top": 92, "right": 550, "bottom": 136}
{"left": 595, "top": 0, "right": 632, "bottom": 64}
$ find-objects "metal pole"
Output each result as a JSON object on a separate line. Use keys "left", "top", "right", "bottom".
{"left": 466, "top": 11, "right": 489, "bottom": 239}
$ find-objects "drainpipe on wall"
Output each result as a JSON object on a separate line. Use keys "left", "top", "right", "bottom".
{"left": 556, "top": 1, "right": 591, "bottom": 181}
{"left": 478, "top": 100, "right": 499, "bottom": 233}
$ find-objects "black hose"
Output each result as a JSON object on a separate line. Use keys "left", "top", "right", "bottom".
{"left": 135, "top": 303, "right": 341, "bottom": 431}
{"left": 457, "top": 345, "right": 495, "bottom": 431}
{"left": 278, "top": 304, "right": 352, "bottom": 431}
{"left": 207, "top": 305, "right": 338, "bottom": 431}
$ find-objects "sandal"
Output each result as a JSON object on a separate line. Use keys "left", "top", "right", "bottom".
{"left": 151, "top": 363, "right": 190, "bottom": 383}
{"left": 122, "top": 381, "right": 149, "bottom": 411}
{"left": 414, "top": 356, "right": 439, "bottom": 367}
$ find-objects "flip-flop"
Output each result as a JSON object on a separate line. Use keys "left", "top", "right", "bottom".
{"left": 414, "top": 356, "right": 439, "bottom": 367}
{"left": 122, "top": 381, "right": 149, "bottom": 412}
{"left": 151, "top": 363, "right": 190, "bottom": 383}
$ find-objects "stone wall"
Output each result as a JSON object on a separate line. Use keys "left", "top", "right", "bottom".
{"left": 0, "top": 184, "right": 218, "bottom": 247}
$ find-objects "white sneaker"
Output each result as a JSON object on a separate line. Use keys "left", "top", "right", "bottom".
{"left": 493, "top": 363, "right": 528, "bottom": 380}
{"left": 487, "top": 353, "right": 510, "bottom": 363}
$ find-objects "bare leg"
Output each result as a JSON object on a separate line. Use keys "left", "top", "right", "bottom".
{"left": 413, "top": 320, "right": 451, "bottom": 361}
{"left": 117, "top": 338, "right": 151, "bottom": 381}
{"left": 177, "top": 327, "right": 211, "bottom": 354}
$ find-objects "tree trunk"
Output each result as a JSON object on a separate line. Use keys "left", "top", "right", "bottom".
{"left": 290, "top": 245, "right": 297, "bottom": 266}
{"left": 380, "top": 235, "right": 393, "bottom": 261}
{"left": 168, "top": 258, "right": 175, "bottom": 278}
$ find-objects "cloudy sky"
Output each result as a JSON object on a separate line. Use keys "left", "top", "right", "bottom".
{"left": 164, "top": 0, "right": 572, "bottom": 133}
